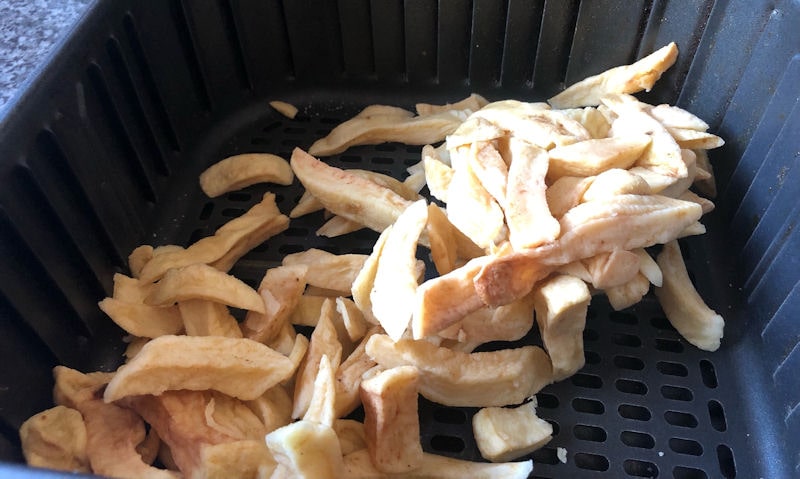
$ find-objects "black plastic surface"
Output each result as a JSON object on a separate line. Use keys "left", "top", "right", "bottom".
{"left": 0, "top": 1, "right": 798, "bottom": 478}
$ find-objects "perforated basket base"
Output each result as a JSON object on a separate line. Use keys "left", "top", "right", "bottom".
{"left": 139, "top": 100, "right": 741, "bottom": 479}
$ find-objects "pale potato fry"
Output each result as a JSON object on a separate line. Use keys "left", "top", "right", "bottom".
{"left": 680, "top": 190, "right": 715, "bottom": 215}
{"left": 292, "top": 300, "right": 343, "bottom": 419}
{"left": 438, "top": 295, "right": 535, "bottom": 348}
{"left": 281, "top": 334, "right": 309, "bottom": 388}
{"left": 177, "top": 299, "right": 242, "bottom": 338}
{"left": 546, "top": 175, "right": 594, "bottom": 218}
{"left": 335, "top": 328, "right": 381, "bottom": 418}
{"left": 304, "top": 354, "right": 337, "bottom": 427}
{"left": 446, "top": 116, "right": 507, "bottom": 150}
{"left": 202, "top": 393, "right": 270, "bottom": 440}
{"left": 505, "top": 138, "right": 560, "bottom": 249}
{"left": 649, "top": 104, "right": 709, "bottom": 131}
{"left": 426, "top": 203, "right": 459, "bottom": 275}
{"left": 20, "top": 406, "right": 90, "bottom": 473}
{"left": 606, "top": 272, "right": 651, "bottom": 311}
{"left": 124, "top": 336, "right": 149, "bottom": 360}
{"left": 242, "top": 264, "right": 307, "bottom": 343}
{"left": 200, "top": 153, "right": 293, "bottom": 198}
{"left": 371, "top": 200, "right": 428, "bottom": 341}
{"left": 660, "top": 149, "right": 699, "bottom": 199}
{"left": 533, "top": 274, "right": 591, "bottom": 381}
{"left": 548, "top": 42, "right": 678, "bottom": 108}
{"left": 317, "top": 215, "right": 364, "bottom": 237}
{"left": 139, "top": 193, "right": 288, "bottom": 282}
{"left": 290, "top": 294, "right": 327, "bottom": 327}
{"left": 580, "top": 168, "right": 651, "bottom": 202}
{"left": 679, "top": 221, "right": 707, "bottom": 238}
{"left": 104, "top": 335, "right": 294, "bottom": 402}
{"left": 99, "top": 298, "right": 183, "bottom": 338}
{"left": 473, "top": 401, "right": 552, "bottom": 462}
{"left": 352, "top": 226, "right": 392, "bottom": 325}
{"left": 360, "top": 366, "right": 423, "bottom": 473}
{"left": 655, "top": 240, "right": 724, "bottom": 351}
{"left": 291, "top": 148, "right": 414, "bottom": 233}
{"left": 468, "top": 142, "right": 508, "bottom": 207}
{"left": 666, "top": 126, "right": 725, "bottom": 150}
{"left": 582, "top": 249, "right": 641, "bottom": 289}
{"left": 268, "top": 321, "right": 299, "bottom": 357}
{"left": 53, "top": 366, "right": 114, "bottom": 410}
{"left": 556, "top": 260, "right": 593, "bottom": 284}
{"left": 446, "top": 146, "right": 507, "bottom": 249}
{"left": 270, "top": 100, "right": 299, "bottom": 119}
{"left": 112, "top": 272, "right": 155, "bottom": 302}
{"left": 604, "top": 93, "right": 686, "bottom": 178}
{"left": 145, "top": 263, "right": 265, "bottom": 314}
{"left": 404, "top": 168, "right": 427, "bottom": 194}
{"left": 366, "top": 334, "right": 552, "bottom": 407}
{"left": 547, "top": 134, "right": 651, "bottom": 179}
{"left": 692, "top": 148, "right": 717, "bottom": 198}
{"left": 290, "top": 190, "right": 324, "bottom": 218}
{"left": 308, "top": 106, "right": 465, "bottom": 157}
{"left": 334, "top": 419, "right": 367, "bottom": 455}
{"left": 348, "top": 168, "right": 421, "bottom": 202}
{"left": 337, "top": 296, "right": 368, "bottom": 342}
{"left": 422, "top": 145, "right": 454, "bottom": 203}
{"left": 415, "top": 93, "right": 489, "bottom": 116}
{"left": 128, "top": 245, "right": 154, "bottom": 278}
{"left": 343, "top": 448, "right": 533, "bottom": 479}
{"left": 246, "top": 384, "right": 293, "bottom": 434}
{"left": 283, "top": 248, "right": 367, "bottom": 294}
{"left": 632, "top": 247, "right": 663, "bottom": 287}
{"left": 561, "top": 107, "right": 611, "bottom": 139}
{"left": 196, "top": 439, "right": 277, "bottom": 479}
{"left": 266, "top": 420, "right": 345, "bottom": 479}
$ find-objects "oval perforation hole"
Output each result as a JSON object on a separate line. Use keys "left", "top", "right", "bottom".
{"left": 717, "top": 444, "right": 736, "bottom": 478}
{"left": 430, "top": 435, "right": 465, "bottom": 453}
{"left": 620, "top": 430, "right": 654, "bottom": 449}
{"left": 669, "top": 437, "right": 703, "bottom": 456}
{"left": 673, "top": 465, "right": 708, "bottom": 479}
{"left": 198, "top": 202, "right": 214, "bottom": 220}
{"left": 537, "top": 393, "right": 559, "bottom": 409}
{"left": 616, "top": 378, "right": 648, "bottom": 395}
{"left": 340, "top": 155, "right": 361, "bottom": 163}
{"left": 708, "top": 400, "right": 727, "bottom": 432}
{"left": 573, "top": 424, "right": 606, "bottom": 442}
{"left": 226, "top": 192, "right": 252, "bottom": 202}
{"left": 403, "top": 157, "right": 419, "bottom": 165}
{"left": 574, "top": 452, "right": 609, "bottom": 471}
{"left": 619, "top": 404, "right": 651, "bottom": 421}
{"left": 661, "top": 385, "right": 693, "bottom": 401}
{"left": 624, "top": 459, "right": 659, "bottom": 477}
{"left": 221, "top": 207, "right": 246, "bottom": 217}
{"left": 585, "top": 350, "right": 601, "bottom": 364}
{"left": 610, "top": 311, "right": 637, "bottom": 325}
{"left": 532, "top": 447, "right": 559, "bottom": 465}
{"left": 432, "top": 407, "right": 466, "bottom": 425}
{"left": 613, "top": 333, "right": 642, "bottom": 347}
{"left": 375, "top": 144, "right": 397, "bottom": 151}
{"left": 370, "top": 157, "right": 394, "bottom": 165}
{"left": 700, "top": 359, "right": 718, "bottom": 388}
{"left": 283, "top": 227, "right": 309, "bottom": 237}
{"left": 571, "top": 373, "right": 603, "bottom": 389}
{"left": 572, "top": 398, "right": 604, "bottom": 415}
{"left": 664, "top": 410, "right": 698, "bottom": 428}
{"left": 615, "top": 355, "right": 645, "bottom": 370}
{"left": 657, "top": 361, "right": 688, "bottom": 377}
{"left": 655, "top": 338, "right": 684, "bottom": 353}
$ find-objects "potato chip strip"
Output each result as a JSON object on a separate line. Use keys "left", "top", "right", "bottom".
{"left": 366, "top": 335, "right": 552, "bottom": 407}
{"left": 308, "top": 106, "right": 465, "bottom": 156}
{"left": 371, "top": 199, "right": 428, "bottom": 341}
{"left": 548, "top": 42, "right": 678, "bottom": 108}
{"left": 335, "top": 327, "right": 380, "bottom": 418}
{"left": 265, "top": 420, "right": 345, "bottom": 478}
{"left": 104, "top": 335, "right": 294, "bottom": 402}
{"left": 547, "top": 134, "right": 651, "bottom": 179}
{"left": 20, "top": 406, "right": 90, "bottom": 473}
{"left": 291, "top": 148, "right": 413, "bottom": 234}
{"left": 283, "top": 248, "right": 367, "bottom": 294}
{"left": 471, "top": 100, "right": 590, "bottom": 149}
{"left": 177, "top": 299, "right": 242, "bottom": 338}
{"left": 606, "top": 272, "right": 651, "bottom": 311}
{"left": 128, "top": 245, "right": 154, "bottom": 278}
{"left": 649, "top": 104, "right": 709, "bottom": 131}
{"left": 270, "top": 100, "right": 299, "bottom": 119}
{"left": 242, "top": 264, "right": 307, "bottom": 343}
{"left": 139, "top": 193, "right": 287, "bottom": 282}
{"left": 468, "top": 142, "right": 508, "bottom": 207}
{"left": 352, "top": 226, "right": 392, "bottom": 325}
{"left": 505, "top": 138, "right": 559, "bottom": 249}
{"left": 303, "top": 354, "right": 337, "bottom": 427}
{"left": 199, "top": 153, "right": 293, "bottom": 198}
{"left": 415, "top": 93, "right": 488, "bottom": 116}
{"left": 317, "top": 215, "right": 364, "bottom": 237}
{"left": 146, "top": 264, "right": 265, "bottom": 314}
{"left": 99, "top": 298, "right": 183, "bottom": 338}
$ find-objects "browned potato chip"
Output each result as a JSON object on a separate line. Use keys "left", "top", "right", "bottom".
{"left": 199, "top": 153, "right": 293, "bottom": 198}
{"left": 366, "top": 335, "right": 552, "bottom": 407}
{"left": 128, "top": 245, "right": 154, "bottom": 279}
{"left": 334, "top": 419, "right": 367, "bottom": 455}
{"left": 242, "top": 264, "right": 307, "bottom": 343}
{"left": 104, "top": 335, "right": 294, "bottom": 402}
{"left": 270, "top": 100, "right": 299, "bottom": 119}
{"left": 99, "top": 297, "right": 183, "bottom": 338}
{"left": 337, "top": 296, "right": 368, "bottom": 342}
{"left": 146, "top": 263, "right": 266, "bottom": 314}
{"left": 177, "top": 299, "right": 242, "bottom": 338}
{"left": 196, "top": 439, "right": 276, "bottom": 479}
{"left": 283, "top": 248, "right": 367, "bottom": 295}
{"left": 352, "top": 226, "right": 392, "bottom": 325}
{"left": 303, "top": 354, "right": 337, "bottom": 427}
{"left": 441, "top": 295, "right": 535, "bottom": 345}
{"left": 246, "top": 384, "right": 293, "bottom": 434}
{"left": 360, "top": 366, "right": 423, "bottom": 473}
{"left": 335, "top": 327, "right": 381, "bottom": 418}
{"left": 290, "top": 190, "right": 324, "bottom": 218}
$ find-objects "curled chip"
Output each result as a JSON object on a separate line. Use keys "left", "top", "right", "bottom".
{"left": 104, "top": 335, "right": 294, "bottom": 402}
{"left": 265, "top": 420, "right": 345, "bottom": 479}
{"left": 19, "top": 406, "right": 90, "bottom": 473}
{"left": 98, "top": 297, "right": 183, "bottom": 339}
{"left": 199, "top": 153, "right": 293, "bottom": 198}
{"left": 146, "top": 263, "right": 266, "bottom": 314}
{"left": 366, "top": 335, "right": 552, "bottom": 407}
{"left": 473, "top": 401, "right": 553, "bottom": 462}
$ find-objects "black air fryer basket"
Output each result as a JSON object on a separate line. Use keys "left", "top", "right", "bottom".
{"left": 0, "top": 1, "right": 798, "bottom": 478}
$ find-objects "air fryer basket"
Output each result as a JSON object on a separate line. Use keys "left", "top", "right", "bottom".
{"left": 0, "top": 1, "right": 798, "bottom": 477}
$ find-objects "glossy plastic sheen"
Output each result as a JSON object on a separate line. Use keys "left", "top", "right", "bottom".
{"left": 0, "top": 1, "right": 797, "bottom": 477}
